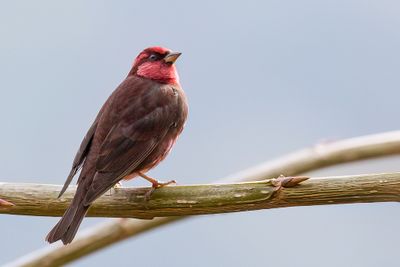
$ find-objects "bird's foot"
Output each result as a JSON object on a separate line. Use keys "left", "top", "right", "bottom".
{"left": 139, "top": 172, "right": 176, "bottom": 200}
{"left": 151, "top": 179, "right": 177, "bottom": 188}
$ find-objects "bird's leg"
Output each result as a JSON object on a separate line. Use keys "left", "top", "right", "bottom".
{"left": 138, "top": 172, "right": 176, "bottom": 188}
{"left": 138, "top": 172, "right": 176, "bottom": 200}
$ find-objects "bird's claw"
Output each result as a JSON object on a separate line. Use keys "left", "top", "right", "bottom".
{"left": 144, "top": 188, "right": 156, "bottom": 201}
{"left": 144, "top": 179, "right": 176, "bottom": 201}
{"left": 152, "top": 179, "right": 176, "bottom": 188}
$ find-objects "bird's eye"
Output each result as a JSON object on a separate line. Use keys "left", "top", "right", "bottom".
{"left": 148, "top": 54, "right": 158, "bottom": 61}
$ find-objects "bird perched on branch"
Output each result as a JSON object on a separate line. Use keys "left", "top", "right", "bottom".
{"left": 46, "top": 47, "right": 188, "bottom": 245}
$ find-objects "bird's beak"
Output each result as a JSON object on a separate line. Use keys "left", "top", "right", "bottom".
{"left": 164, "top": 52, "right": 182, "bottom": 64}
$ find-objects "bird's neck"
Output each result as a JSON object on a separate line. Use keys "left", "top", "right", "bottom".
{"left": 134, "top": 62, "right": 180, "bottom": 84}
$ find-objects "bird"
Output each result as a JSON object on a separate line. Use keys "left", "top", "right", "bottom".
{"left": 46, "top": 46, "right": 188, "bottom": 245}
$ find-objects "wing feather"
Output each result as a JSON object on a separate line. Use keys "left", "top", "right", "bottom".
{"left": 83, "top": 100, "right": 175, "bottom": 205}
{"left": 58, "top": 119, "right": 98, "bottom": 198}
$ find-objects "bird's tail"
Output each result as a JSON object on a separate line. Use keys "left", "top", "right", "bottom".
{"left": 46, "top": 197, "right": 89, "bottom": 245}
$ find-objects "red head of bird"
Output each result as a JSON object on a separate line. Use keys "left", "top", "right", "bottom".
{"left": 129, "top": 46, "right": 181, "bottom": 84}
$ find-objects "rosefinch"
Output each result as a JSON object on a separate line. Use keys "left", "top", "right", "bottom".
{"left": 46, "top": 47, "right": 188, "bottom": 244}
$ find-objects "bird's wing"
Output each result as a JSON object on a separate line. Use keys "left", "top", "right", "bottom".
{"left": 58, "top": 118, "right": 99, "bottom": 198}
{"left": 83, "top": 103, "right": 175, "bottom": 205}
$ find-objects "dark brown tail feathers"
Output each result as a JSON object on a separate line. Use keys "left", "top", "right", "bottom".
{"left": 46, "top": 198, "right": 89, "bottom": 245}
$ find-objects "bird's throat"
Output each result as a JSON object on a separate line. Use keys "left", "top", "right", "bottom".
{"left": 136, "top": 61, "right": 179, "bottom": 84}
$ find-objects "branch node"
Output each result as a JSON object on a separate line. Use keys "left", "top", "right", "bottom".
{"left": 271, "top": 175, "right": 309, "bottom": 191}
{"left": 0, "top": 198, "right": 15, "bottom": 208}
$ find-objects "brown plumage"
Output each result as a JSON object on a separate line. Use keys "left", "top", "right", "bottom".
{"left": 46, "top": 47, "right": 188, "bottom": 244}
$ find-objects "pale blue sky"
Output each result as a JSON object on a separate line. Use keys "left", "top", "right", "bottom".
{"left": 1, "top": 1, "right": 399, "bottom": 266}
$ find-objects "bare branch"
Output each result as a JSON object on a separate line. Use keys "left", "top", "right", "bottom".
{"left": 1, "top": 173, "right": 399, "bottom": 219}
{"left": 4, "top": 131, "right": 400, "bottom": 267}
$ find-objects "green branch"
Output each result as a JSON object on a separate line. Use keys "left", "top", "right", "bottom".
{"left": 1, "top": 174, "right": 399, "bottom": 220}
